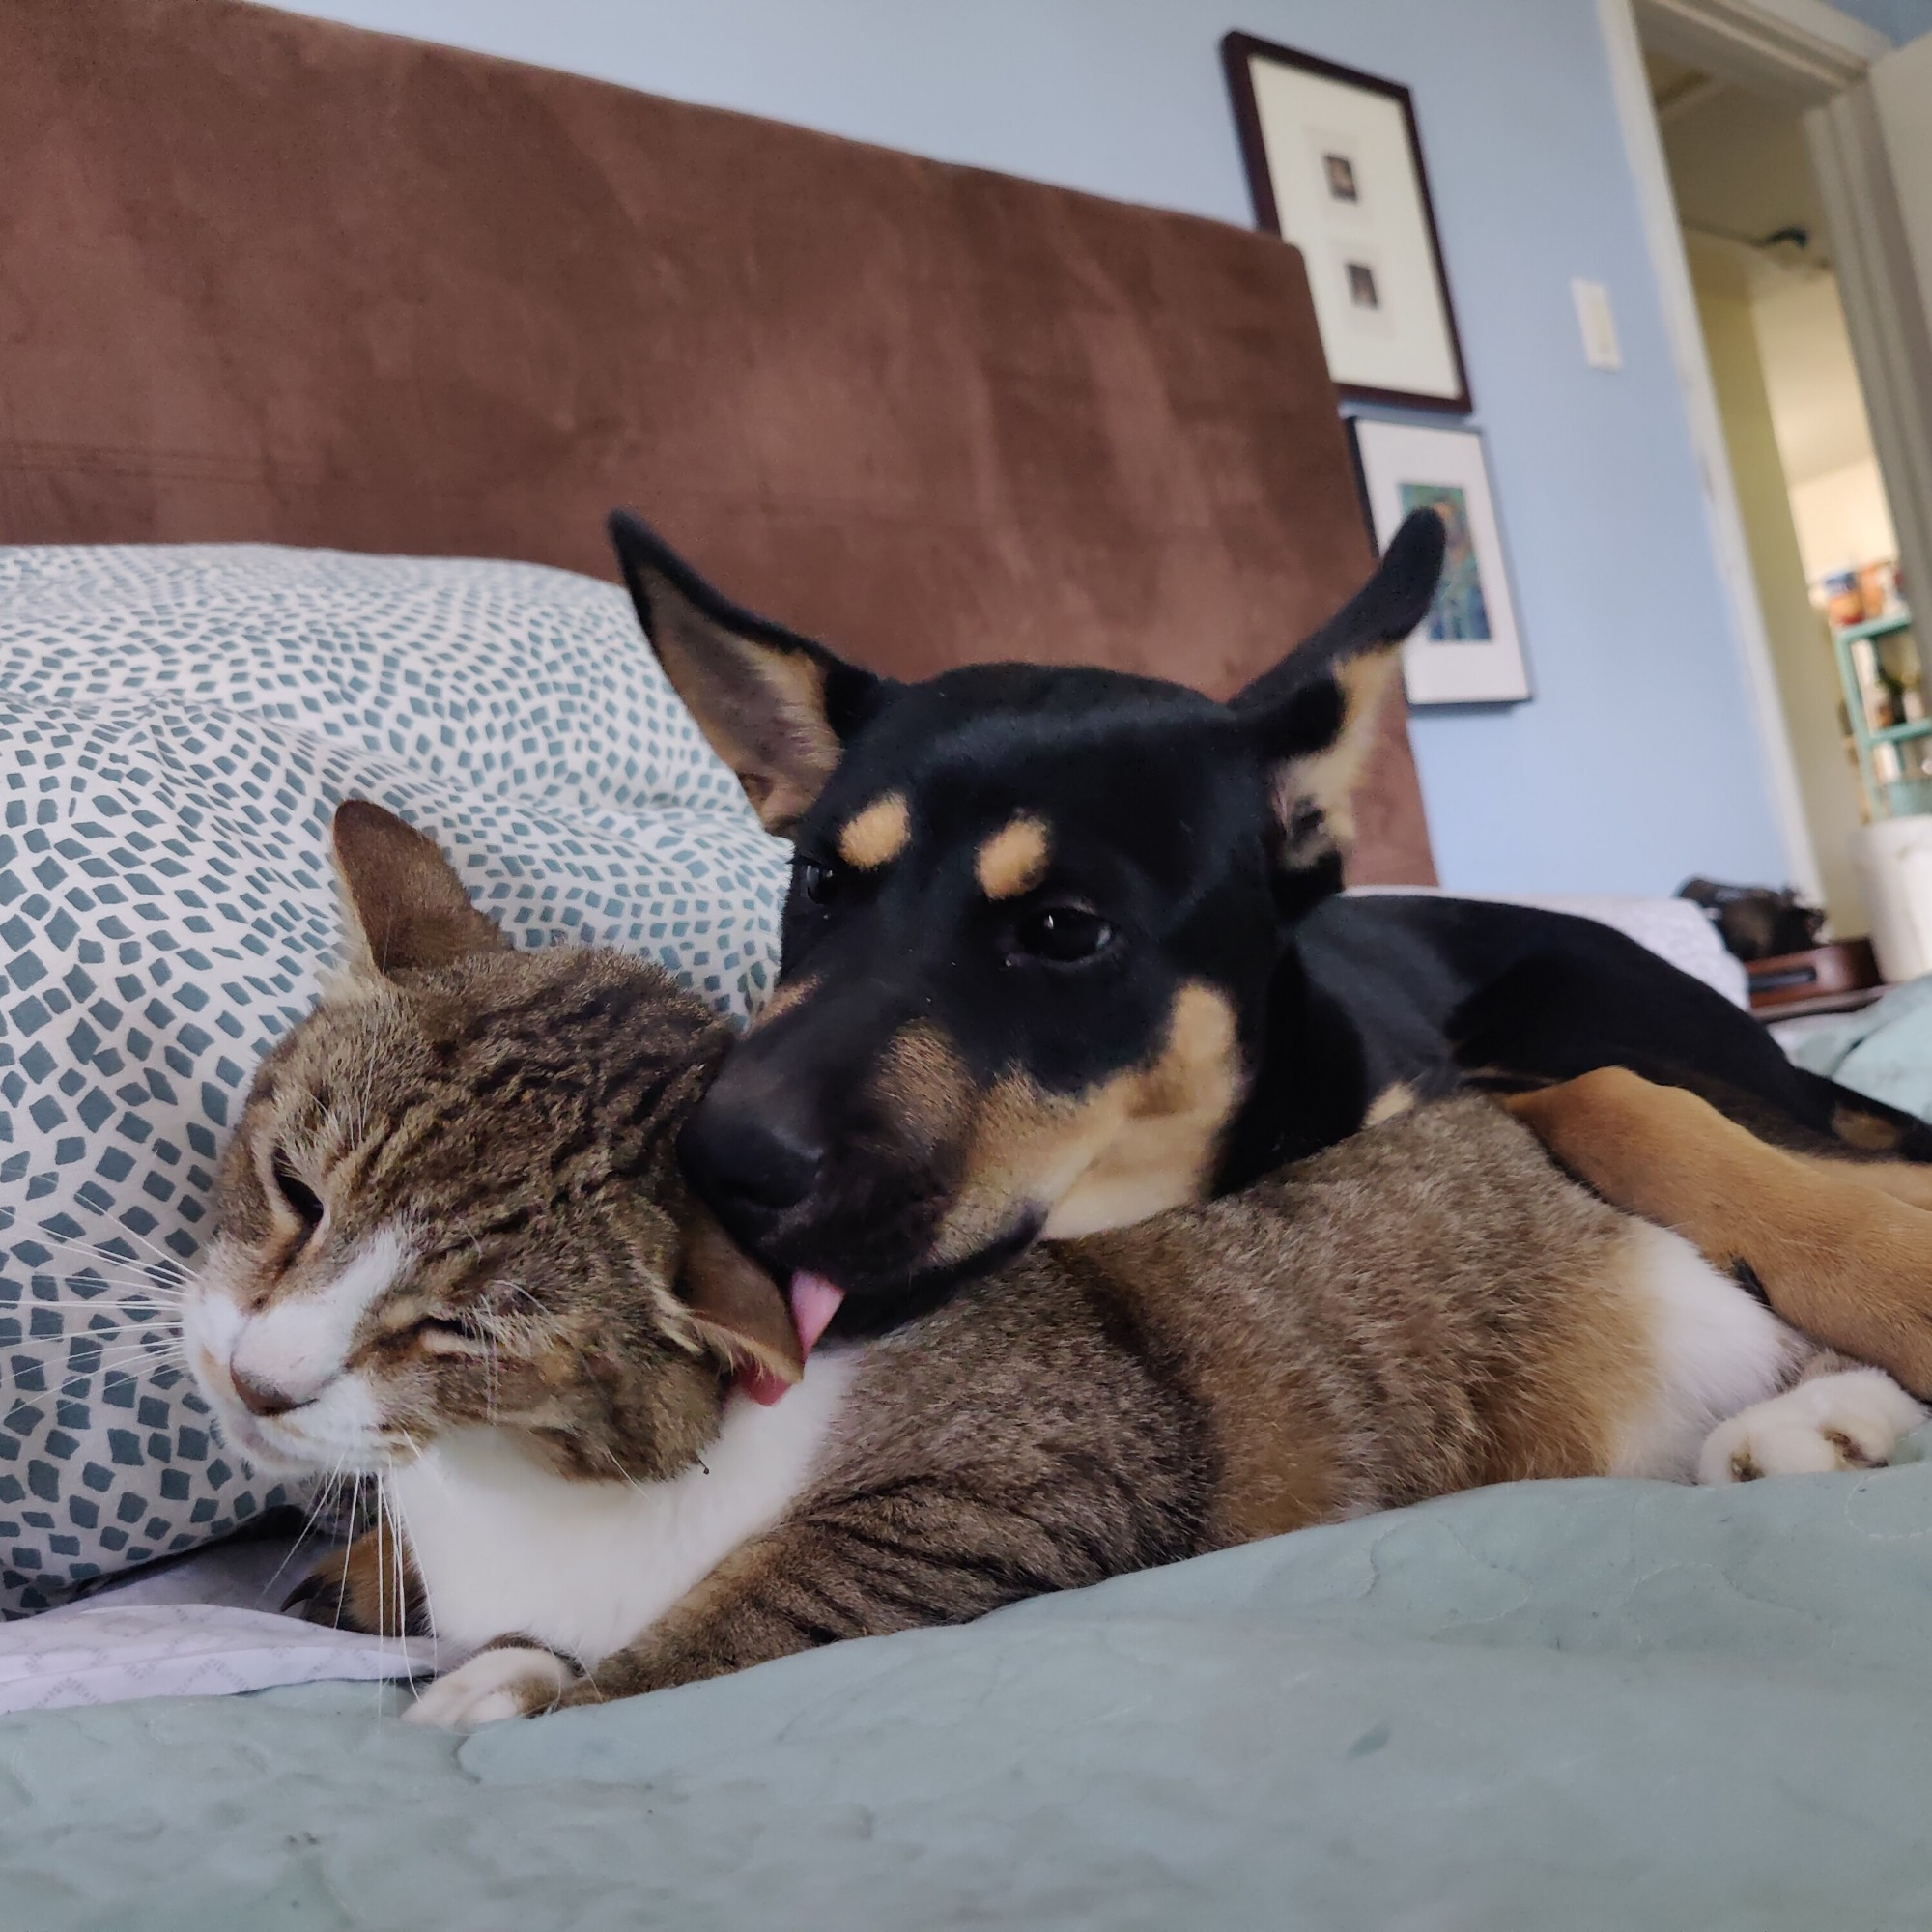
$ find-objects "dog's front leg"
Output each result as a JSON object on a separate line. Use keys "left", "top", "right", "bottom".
{"left": 1506, "top": 1067, "right": 1932, "bottom": 1397}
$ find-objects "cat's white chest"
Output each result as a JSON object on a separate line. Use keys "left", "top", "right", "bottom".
{"left": 390, "top": 1350, "right": 860, "bottom": 1663}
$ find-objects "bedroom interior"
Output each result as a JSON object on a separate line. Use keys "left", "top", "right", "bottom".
{"left": 9, "top": 0, "right": 1932, "bottom": 1924}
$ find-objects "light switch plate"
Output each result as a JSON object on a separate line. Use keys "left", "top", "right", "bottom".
{"left": 1573, "top": 278, "right": 1622, "bottom": 371}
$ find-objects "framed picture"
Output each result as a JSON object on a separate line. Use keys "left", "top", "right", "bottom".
{"left": 1350, "top": 418, "right": 1530, "bottom": 705}
{"left": 1221, "top": 32, "right": 1471, "bottom": 413}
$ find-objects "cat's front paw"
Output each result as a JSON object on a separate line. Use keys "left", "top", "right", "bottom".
{"left": 283, "top": 1529, "right": 423, "bottom": 1637}
{"left": 1698, "top": 1369, "right": 1928, "bottom": 1484}
{"left": 403, "top": 1645, "right": 576, "bottom": 1730}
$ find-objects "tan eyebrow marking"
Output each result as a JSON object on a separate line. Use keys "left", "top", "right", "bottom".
{"left": 975, "top": 816, "right": 1051, "bottom": 900}
{"left": 837, "top": 792, "right": 911, "bottom": 870}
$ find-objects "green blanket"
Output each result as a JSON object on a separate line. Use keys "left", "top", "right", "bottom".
{"left": 1787, "top": 975, "right": 1932, "bottom": 1124}
{"left": 8, "top": 1448, "right": 1932, "bottom": 1931}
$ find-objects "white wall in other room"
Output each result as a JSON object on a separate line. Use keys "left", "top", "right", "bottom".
{"left": 1789, "top": 460, "right": 1903, "bottom": 582}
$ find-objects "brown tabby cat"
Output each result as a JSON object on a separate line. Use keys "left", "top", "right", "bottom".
{"left": 184, "top": 803, "right": 1926, "bottom": 1729}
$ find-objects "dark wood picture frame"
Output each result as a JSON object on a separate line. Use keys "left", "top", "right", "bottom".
{"left": 1221, "top": 30, "right": 1473, "bottom": 415}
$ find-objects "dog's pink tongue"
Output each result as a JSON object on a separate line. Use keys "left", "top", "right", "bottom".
{"left": 790, "top": 1271, "right": 846, "bottom": 1354}
{"left": 738, "top": 1271, "right": 846, "bottom": 1407}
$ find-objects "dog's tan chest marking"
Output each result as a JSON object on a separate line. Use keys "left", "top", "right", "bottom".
{"left": 838, "top": 793, "right": 911, "bottom": 871}
{"left": 975, "top": 816, "right": 1051, "bottom": 900}
{"left": 934, "top": 980, "right": 1243, "bottom": 1257}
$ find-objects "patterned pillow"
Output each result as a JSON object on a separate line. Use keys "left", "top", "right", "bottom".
{"left": 0, "top": 546, "right": 789, "bottom": 1614}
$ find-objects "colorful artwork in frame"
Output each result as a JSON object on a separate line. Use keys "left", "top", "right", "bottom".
{"left": 1351, "top": 419, "right": 1530, "bottom": 705}
{"left": 1396, "top": 482, "right": 1492, "bottom": 642}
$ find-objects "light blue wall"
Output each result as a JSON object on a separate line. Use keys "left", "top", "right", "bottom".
{"left": 270, "top": 0, "right": 1795, "bottom": 898}
{"left": 1827, "top": 0, "right": 1932, "bottom": 43}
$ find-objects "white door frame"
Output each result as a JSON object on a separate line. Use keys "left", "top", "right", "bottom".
{"left": 1629, "top": 0, "right": 1880, "bottom": 100}
{"left": 1602, "top": 0, "right": 1932, "bottom": 907}
{"left": 1631, "top": 1, "right": 1932, "bottom": 648}
{"left": 1599, "top": 0, "right": 1826, "bottom": 902}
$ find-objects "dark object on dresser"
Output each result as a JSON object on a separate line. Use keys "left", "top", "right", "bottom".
{"left": 1679, "top": 878, "right": 1827, "bottom": 963}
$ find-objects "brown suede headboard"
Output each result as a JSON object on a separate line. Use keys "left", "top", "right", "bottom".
{"left": 0, "top": 0, "right": 1435, "bottom": 883}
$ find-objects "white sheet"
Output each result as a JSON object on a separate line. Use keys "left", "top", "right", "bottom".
{"left": 0, "top": 1535, "right": 436, "bottom": 1712}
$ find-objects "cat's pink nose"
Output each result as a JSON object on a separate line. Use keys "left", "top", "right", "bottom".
{"left": 230, "top": 1365, "right": 307, "bottom": 1417}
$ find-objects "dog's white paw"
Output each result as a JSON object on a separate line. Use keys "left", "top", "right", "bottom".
{"left": 1698, "top": 1369, "right": 1928, "bottom": 1485}
{"left": 402, "top": 1645, "right": 575, "bottom": 1730}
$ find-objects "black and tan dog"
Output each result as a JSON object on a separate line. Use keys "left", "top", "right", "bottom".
{"left": 610, "top": 509, "right": 1932, "bottom": 1380}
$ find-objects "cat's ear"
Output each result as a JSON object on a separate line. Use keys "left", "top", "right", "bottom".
{"left": 675, "top": 1205, "right": 805, "bottom": 1387}
{"left": 608, "top": 510, "right": 894, "bottom": 838}
{"left": 330, "top": 801, "right": 508, "bottom": 979}
{"left": 1230, "top": 508, "right": 1444, "bottom": 873}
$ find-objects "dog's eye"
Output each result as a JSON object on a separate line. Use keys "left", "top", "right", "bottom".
{"left": 1007, "top": 905, "right": 1117, "bottom": 966}
{"left": 797, "top": 857, "right": 844, "bottom": 907}
{"left": 270, "top": 1151, "right": 325, "bottom": 1243}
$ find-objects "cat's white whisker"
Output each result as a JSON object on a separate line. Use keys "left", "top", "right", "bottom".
{"left": 85, "top": 1330, "right": 186, "bottom": 1357}
{"left": 23, "top": 1238, "right": 182, "bottom": 1273}
{"left": 385, "top": 1428, "right": 437, "bottom": 1689}
{"left": 5, "top": 1300, "right": 179, "bottom": 1317}
{"left": 339, "top": 1470, "right": 365, "bottom": 1636}
{"left": 373, "top": 1472, "right": 389, "bottom": 1672}
{"left": 32, "top": 1209, "right": 188, "bottom": 1254}
{"left": 88, "top": 1347, "right": 188, "bottom": 1376}
{"left": 22, "top": 1279, "right": 186, "bottom": 1310}
{"left": 395, "top": 1429, "right": 449, "bottom": 1493}
{"left": 600, "top": 1446, "right": 656, "bottom": 1500}
{"left": 381, "top": 1469, "right": 422, "bottom": 1689}
{"left": 22, "top": 1234, "right": 189, "bottom": 1285}
{"left": 260, "top": 1459, "right": 347, "bottom": 1611}
{"left": 79, "top": 1219, "right": 191, "bottom": 1271}
{"left": 24, "top": 1284, "right": 185, "bottom": 1304}
{"left": 482, "top": 1327, "right": 503, "bottom": 1423}
{"left": 22, "top": 1293, "right": 187, "bottom": 1317}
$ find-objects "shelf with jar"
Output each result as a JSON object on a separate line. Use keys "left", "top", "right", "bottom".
{"left": 1824, "top": 560, "right": 1926, "bottom": 821}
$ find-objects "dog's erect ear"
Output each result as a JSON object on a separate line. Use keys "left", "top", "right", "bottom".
{"left": 1231, "top": 508, "right": 1445, "bottom": 872}
{"left": 330, "top": 801, "right": 508, "bottom": 979}
{"left": 676, "top": 1205, "right": 805, "bottom": 1387}
{"left": 608, "top": 511, "right": 891, "bottom": 838}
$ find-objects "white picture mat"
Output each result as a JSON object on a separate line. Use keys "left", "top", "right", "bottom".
{"left": 1353, "top": 417, "right": 1530, "bottom": 705}
{"left": 1247, "top": 57, "right": 1461, "bottom": 401}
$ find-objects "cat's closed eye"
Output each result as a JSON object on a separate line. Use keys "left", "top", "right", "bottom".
{"left": 410, "top": 1313, "right": 489, "bottom": 1354}
{"left": 270, "top": 1151, "right": 325, "bottom": 1244}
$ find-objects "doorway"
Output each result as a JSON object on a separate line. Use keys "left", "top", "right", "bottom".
{"left": 1645, "top": 46, "right": 1908, "bottom": 934}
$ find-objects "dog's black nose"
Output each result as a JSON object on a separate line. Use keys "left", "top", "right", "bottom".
{"left": 680, "top": 1089, "right": 826, "bottom": 1219}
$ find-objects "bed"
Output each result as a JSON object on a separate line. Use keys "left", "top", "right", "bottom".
{"left": 7, "top": 3, "right": 1932, "bottom": 1927}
